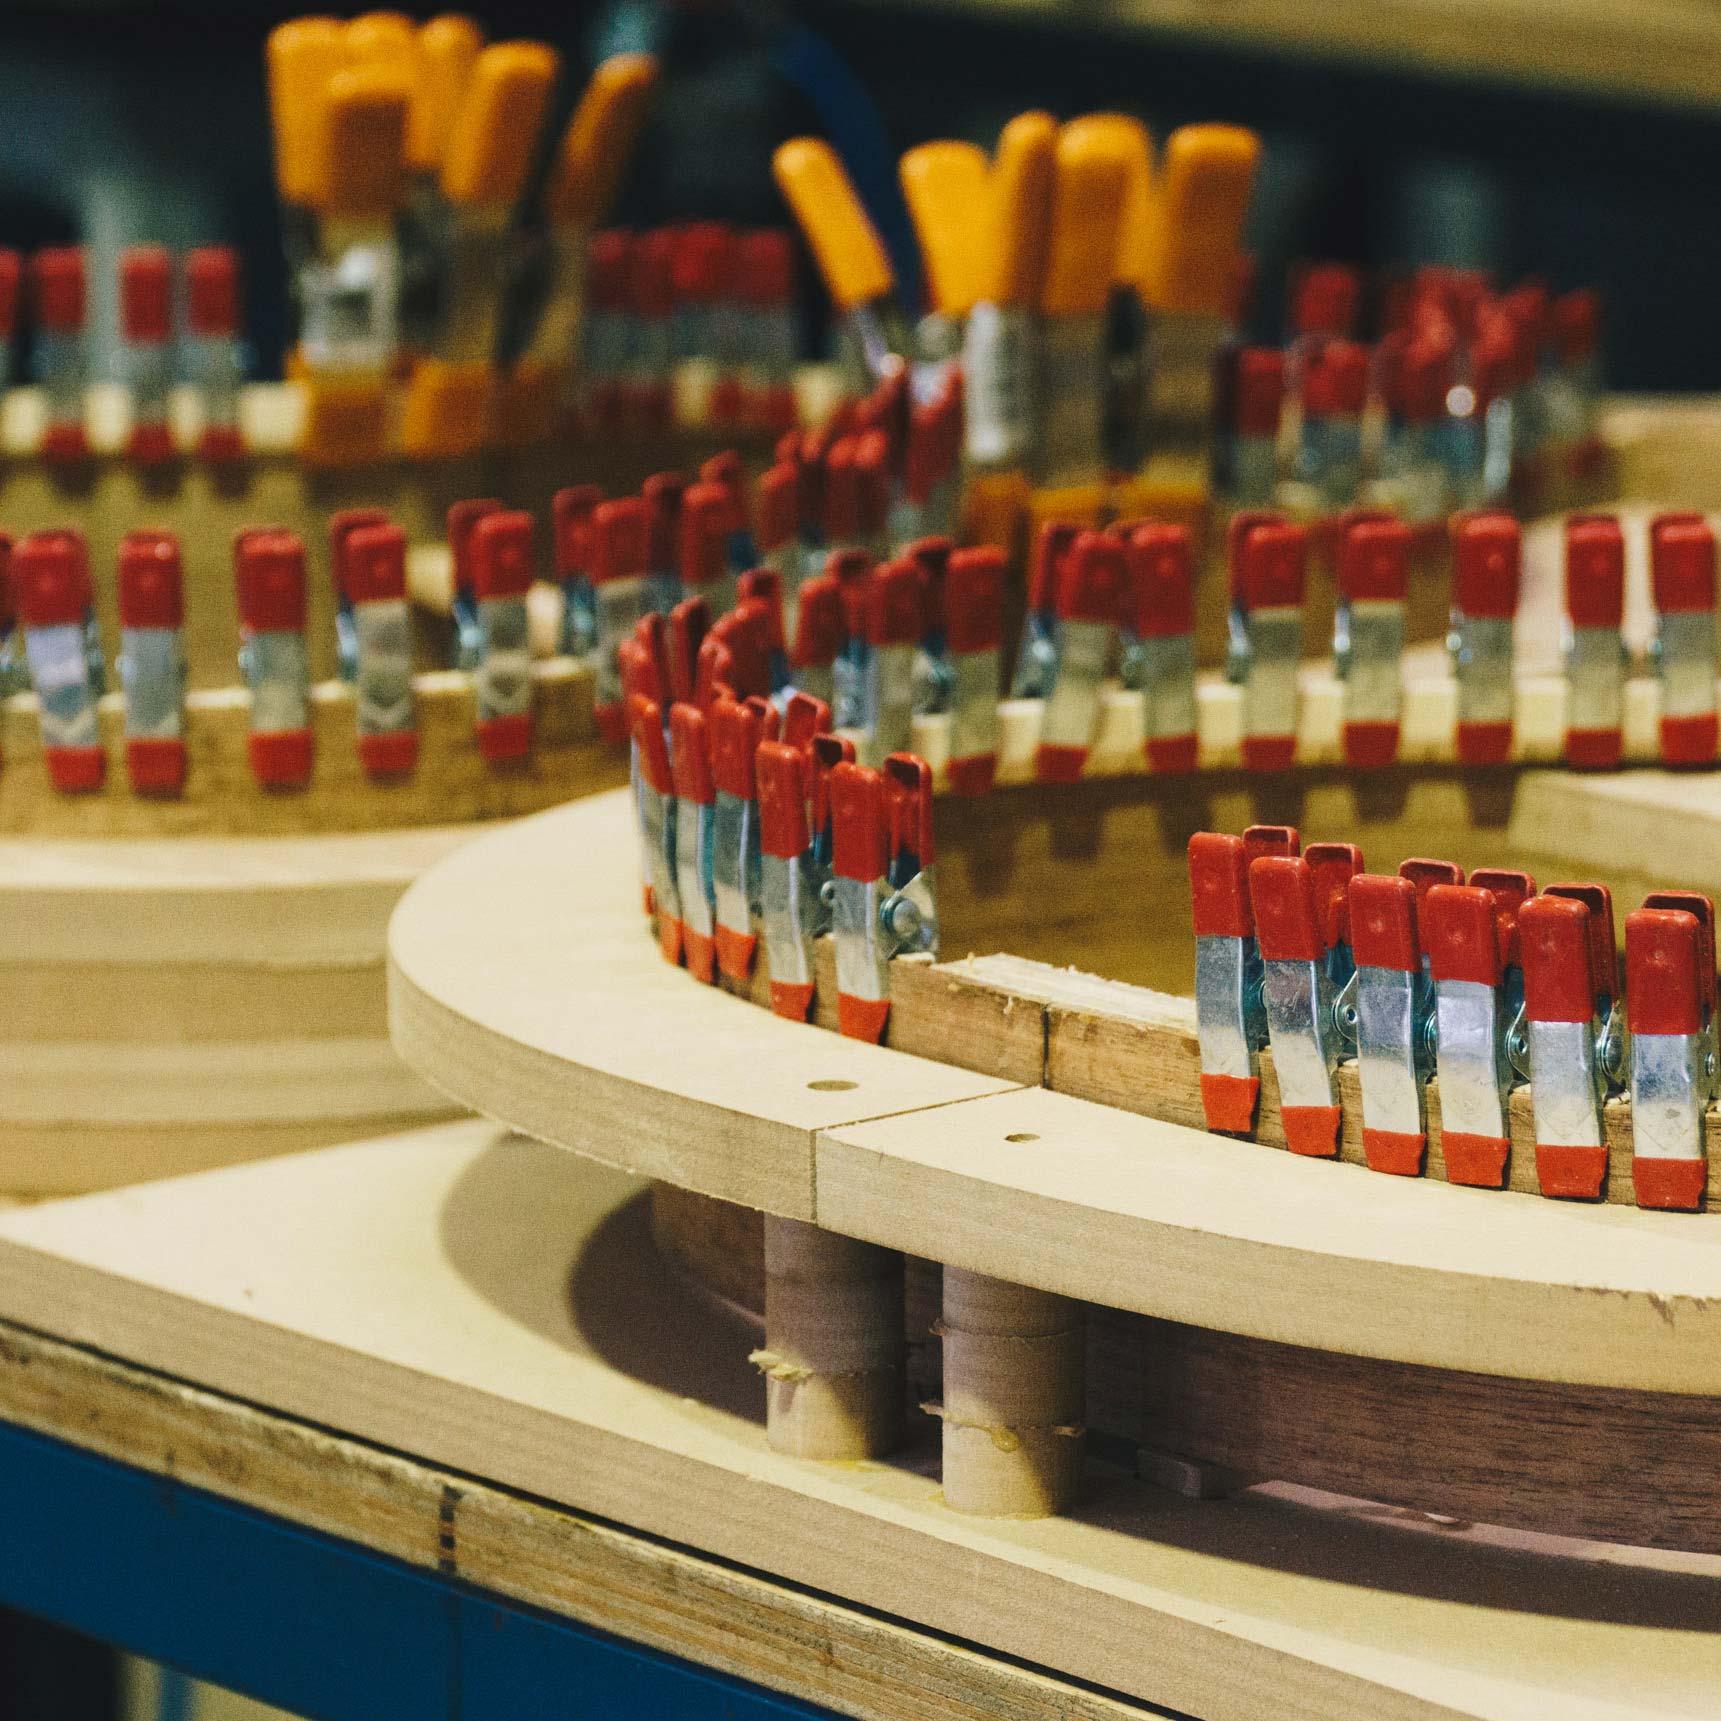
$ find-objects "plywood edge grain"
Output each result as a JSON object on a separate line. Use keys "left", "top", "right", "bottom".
{"left": 0, "top": 1321, "right": 1149, "bottom": 1721}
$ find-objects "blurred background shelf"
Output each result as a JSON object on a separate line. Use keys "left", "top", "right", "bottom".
{"left": 835, "top": 0, "right": 1721, "bottom": 111}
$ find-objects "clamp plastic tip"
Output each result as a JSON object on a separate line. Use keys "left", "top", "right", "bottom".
{"left": 1451, "top": 513, "right": 1521, "bottom": 620}
{"left": 769, "top": 980, "right": 816, "bottom": 1023}
{"left": 657, "top": 910, "right": 684, "bottom": 968}
{"left": 1188, "top": 833, "right": 1253, "bottom": 938}
{"left": 1661, "top": 713, "right": 1718, "bottom": 766}
{"left": 1520, "top": 894, "right": 1599, "bottom": 1024}
{"left": 837, "top": 993, "right": 891, "bottom": 1044}
{"left": 1350, "top": 873, "right": 1420, "bottom": 974}
{"left": 1291, "top": 261, "right": 1360, "bottom": 338}
{"left": 830, "top": 761, "right": 886, "bottom": 881}
{"left": 249, "top": 728, "right": 314, "bottom": 789}
{"left": 1535, "top": 1142, "right": 1609, "bottom": 1201}
{"left": 1626, "top": 907, "right": 1705, "bottom": 1035}
{"left": 682, "top": 928, "right": 717, "bottom": 985}
{"left": 1035, "top": 742, "right": 1088, "bottom": 784}
{"left": 1128, "top": 523, "right": 1194, "bottom": 638}
{"left": 1146, "top": 734, "right": 1197, "bottom": 774}
{"left": 1363, "top": 1128, "right": 1425, "bottom": 1177}
{"left": 127, "top": 423, "right": 177, "bottom": 467}
{"left": 1565, "top": 726, "right": 1623, "bottom": 770}
{"left": 199, "top": 425, "right": 248, "bottom": 465}
{"left": 1249, "top": 855, "right": 1323, "bottom": 963}
{"left": 357, "top": 730, "right": 419, "bottom": 779}
{"left": 470, "top": 510, "right": 535, "bottom": 599}
{"left": 120, "top": 245, "right": 173, "bottom": 344}
{"left": 233, "top": 529, "right": 306, "bottom": 632}
{"left": 1232, "top": 347, "right": 1284, "bottom": 437}
{"left": 944, "top": 547, "right": 1005, "bottom": 654}
{"left": 185, "top": 247, "right": 240, "bottom": 336}
{"left": 714, "top": 924, "right": 758, "bottom": 983}
{"left": 1338, "top": 515, "right": 1410, "bottom": 603}
{"left": 669, "top": 702, "right": 714, "bottom": 804}
{"left": 342, "top": 522, "right": 407, "bottom": 605}
{"left": 1342, "top": 720, "right": 1400, "bottom": 769}
{"left": 590, "top": 495, "right": 648, "bottom": 585}
{"left": 1199, "top": 1071, "right": 1258, "bottom": 1135}
{"left": 1457, "top": 720, "right": 1513, "bottom": 766}
{"left": 1650, "top": 511, "right": 1715, "bottom": 614}
{"left": 771, "top": 138, "right": 894, "bottom": 313}
{"left": 1564, "top": 514, "right": 1625, "bottom": 628}
{"left": 1424, "top": 884, "right": 1500, "bottom": 986}
{"left": 14, "top": 530, "right": 89, "bottom": 627}
{"left": 126, "top": 737, "right": 187, "bottom": 796}
{"left": 1281, "top": 1104, "right": 1342, "bottom": 1158}
{"left": 866, "top": 559, "right": 923, "bottom": 647}
{"left": 946, "top": 754, "right": 997, "bottom": 798}
{"left": 45, "top": 746, "right": 105, "bottom": 795}
{"left": 1633, "top": 1157, "right": 1706, "bottom": 1212}
{"left": 1438, "top": 1127, "right": 1510, "bottom": 1188}
{"left": 1240, "top": 735, "right": 1296, "bottom": 772}
{"left": 476, "top": 711, "right": 533, "bottom": 764}
{"left": 1303, "top": 339, "right": 1368, "bottom": 417}
{"left": 32, "top": 247, "right": 84, "bottom": 331}
{"left": 1303, "top": 843, "right": 1363, "bottom": 951}
{"left": 118, "top": 531, "right": 184, "bottom": 630}
{"left": 1238, "top": 520, "right": 1306, "bottom": 612}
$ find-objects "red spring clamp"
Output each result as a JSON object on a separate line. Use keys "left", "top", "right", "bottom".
{"left": 116, "top": 529, "right": 187, "bottom": 795}
{"left": 1449, "top": 511, "right": 1520, "bottom": 765}
{"left": 709, "top": 695, "right": 769, "bottom": 980}
{"left": 1347, "top": 871, "right": 1432, "bottom": 1175}
{"left": 628, "top": 692, "right": 682, "bottom": 957}
{"left": 1127, "top": 523, "right": 1196, "bottom": 774}
{"left": 1036, "top": 529, "right": 1126, "bottom": 783}
{"left": 1249, "top": 853, "right": 1345, "bottom": 1156}
{"left": 1188, "top": 824, "right": 1299, "bottom": 1134}
{"left": 1626, "top": 890, "right": 1716, "bottom": 1210}
{"left": 790, "top": 573, "right": 842, "bottom": 711}
{"left": 14, "top": 529, "right": 103, "bottom": 791}
{"left": 1232, "top": 514, "right": 1307, "bottom": 772}
{"left": 468, "top": 510, "right": 536, "bottom": 764}
{"left": 233, "top": 527, "right": 314, "bottom": 789}
{"left": 1521, "top": 883, "right": 1621, "bottom": 1198}
{"left": 669, "top": 700, "right": 718, "bottom": 982}
{"left": 339, "top": 521, "right": 419, "bottom": 780}
{"left": 1649, "top": 512, "right": 1718, "bottom": 765}
{"left": 1336, "top": 513, "right": 1411, "bottom": 768}
{"left": 944, "top": 546, "right": 1005, "bottom": 796}
{"left": 1563, "top": 513, "right": 1625, "bottom": 768}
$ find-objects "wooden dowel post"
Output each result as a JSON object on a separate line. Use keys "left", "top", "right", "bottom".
{"left": 753, "top": 1217, "right": 904, "bottom": 1460}
{"left": 938, "top": 1268, "right": 1084, "bottom": 1517}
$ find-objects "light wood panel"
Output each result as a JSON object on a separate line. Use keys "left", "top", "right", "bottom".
{"left": 388, "top": 792, "right": 1023, "bottom": 1222}
{"left": 388, "top": 790, "right": 1721, "bottom": 1387}
{"left": 0, "top": 1123, "right": 1717, "bottom": 1721}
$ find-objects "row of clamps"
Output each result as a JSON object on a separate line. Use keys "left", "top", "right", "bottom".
{"left": 624, "top": 638, "right": 938, "bottom": 1043}
{"left": 1191, "top": 826, "right": 1718, "bottom": 1209}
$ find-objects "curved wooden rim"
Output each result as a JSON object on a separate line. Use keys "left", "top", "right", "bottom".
{"left": 388, "top": 788, "right": 1721, "bottom": 1396}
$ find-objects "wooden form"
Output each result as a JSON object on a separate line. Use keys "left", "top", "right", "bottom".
{"left": 0, "top": 824, "right": 468, "bottom": 1194}
{"left": 0, "top": 1122, "right": 1718, "bottom": 1721}
{"left": 0, "top": 655, "right": 626, "bottom": 838}
{"left": 389, "top": 788, "right": 1721, "bottom": 1551}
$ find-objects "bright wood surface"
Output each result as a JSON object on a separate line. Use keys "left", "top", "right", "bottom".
{"left": 0, "top": 1123, "right": 1717, "bottom": 1721}
{"left": 846, "top": 0, "right": 1721, "bottom": 112}
{"left": 388, "top": 789, "right": 1721, "bottom": 1390}
{"left": 389, "top": 792, "right": 1023, "bottom": 1222}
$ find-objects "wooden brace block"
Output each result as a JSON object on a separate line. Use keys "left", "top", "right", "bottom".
{"left": 936, "top": 1268, "right": 1084, "bottom": 1518}
{"left": 756, "top": 1216, "right": 904, "bottom": 1461}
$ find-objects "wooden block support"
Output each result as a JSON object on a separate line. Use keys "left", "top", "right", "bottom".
{"left": 937, "top": 1268, "right": 1084, "bottom": 1518}
{"left": 754, "top": 1217, "right": 904, "bottom": 1461}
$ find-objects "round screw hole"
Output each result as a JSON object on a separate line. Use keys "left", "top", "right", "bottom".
{"left": 807, "top": 1078, "right": 859, "bottom": 1092}
{"left": 1004, "top": 1132, "right": 1040, "bottom": 1144}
